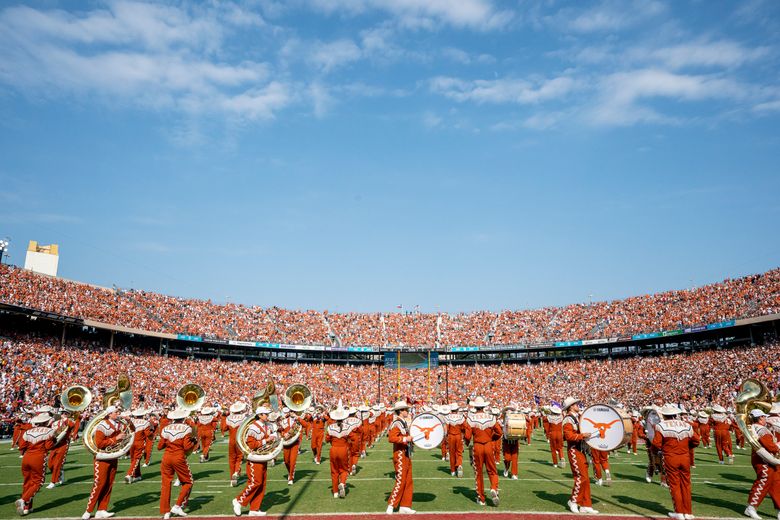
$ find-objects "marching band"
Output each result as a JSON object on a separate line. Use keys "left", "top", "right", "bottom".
{"left": 10, "top": 376, "right": 780, "bottom": 519}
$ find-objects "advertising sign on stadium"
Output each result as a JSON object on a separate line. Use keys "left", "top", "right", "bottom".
{"left": 707, "top": 320, "right": 736, "bottom": 330}
{"left": 632, "top": 332, "right": 660, "bottom": 340}
{"left": 685, "top": 325, "right": 708, "bottom": 333}
{"left": 661, "top": 329, "right": 683, "bottom": 337}
{"left": 228, "top": 340, "right": 257, "bottom": 347}
{"left": 177, "top": 334, "right": 203, "bottom": 342}
{"left": 554, "top": 340, "right": 582, "bottom": 347}
{"left": 582, "top": 339, "right": 609, "bottom": 345}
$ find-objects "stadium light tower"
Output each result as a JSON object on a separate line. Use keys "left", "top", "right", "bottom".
{"left": 0, "top": 237, "right": 9, "bottom": 264}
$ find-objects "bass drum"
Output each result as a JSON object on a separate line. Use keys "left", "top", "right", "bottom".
{"left": 410, "top": 413, "right": 444, "bottom": 450}
{"left": 503, "top": 412, "right": 527, "bottom": 440}
{"left": 644, "top": 409, "right": 661, "bottom": 443}
{"left": 580, "top": 404, "right": 633, "bottom": 451}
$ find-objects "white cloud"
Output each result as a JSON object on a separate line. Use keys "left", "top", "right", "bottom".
{"left": 558, "top": 0, "right": 666, "bottom": 33}
{"left": 309, "top": 83, "right": 334, "bottom": 117}
{"left": 309, "top": 0, "right": 512, "bottom": 31}
{"left": 441, "top": 47, "right": 495, "bottom": 65}
{"left": 753, "top": 100, "right": 780, "bottom": 113}
{"left": 589, "top": 69, "right": 751, "bottom": 126}
{"left": 429, "top": 76, "right": 578, "bottom": 104}
{"left": 632, "top": 40, "right": 769, "bottom": 70}
{"left": 0, "top": 2, "right": 291, "bottom": 121}
{"left": 309, "top": 39, "right": 362, "bottom": 72}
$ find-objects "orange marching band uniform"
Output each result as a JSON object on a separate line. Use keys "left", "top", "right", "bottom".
{"left": 744, "top": 409, "right": 780, "bottom": 520}
{"left": 547, "top": 405, "right": 565, "bottom": 468}
{"left": 386, "top": 400, "right": 415, "bottom": 514}
{"left": 126, "top": 408, "right": 152, "bottom": 483}
{"left": 232, "top": 405, "right": 276, "bottom": 516}
{"left": 226, "top": 402, "right": 248, "bottom": 486}
{"left": 15, "top": 412, "right": 60, "bottom": 515}
{"left": 562, "top": 397, "right": 599, "bottom": 514}
{"left": 280, "top": 409, "right": 302, "bottom": 484}
{"left": 651, "top": 405, "right": 700, "bottom": 520}
{"left": 157, "top": 408, "right": 197, "bottom": 519}
{"left": 464, "top": 396, "right": 501, "bottom": 507}
{"left": 445, "top": 404, "right": 466, "bottom": 477}
{"left": 326, "top": 405, "right": 353, "bottom": 499}
{"left": 196, "top": 407, "right": 219, "bottom": 463}
{"left": 501, "top": 404, "right": 520, "bottom": 480}
{"left": 82, "top": 406, "right": 127, "bottom": 520}
{"left": 48, "top": 411, "right": 77, "bottom": 488}
{"left": 710, "top": 405, "right": 734, "bottom": 464}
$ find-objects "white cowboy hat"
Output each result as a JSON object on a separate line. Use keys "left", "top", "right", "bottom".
{"left": 282, "top": 407, "right": 290, "bottom": 414}
{"left": 132, "top": 408, "right": 147, "bottom": 417}
{"left": 230, "top": 402, "right": 247, "bottom": 414}
{"left": 30, "top": 413, "right": 52, "bottom": 425}
{"left": 770, "top": 403, "right": 780, "bottom": 415}
{"left": 439, "top": 405, "right": 451, "bottom": 414}
{"left": 698, "top": 411, "right": 709, "bottom": 418}
{"left": 255, "top": 406, "right": 272, "bottom": 415}
{"left": 562, "top": 397, "right": 581, "bottom": 411}
{"left": 167, "top": 408, "right": 189, "bottom": 421}
{"left": 330, "top": 407, "right": 349, "bottom": 421}
{"left": 200, "top": 407, "right": 214, "bottom": 415}
{"left": 750, "top": 409, "right": 768, "bottom": 419}
{"left": 392, "top": 400, "right": 410, "bottom": 412}
{"left": 358, "top": 405, "right": 370, "bottom": 412}
{"left": 469, "top": 396, "right": 489, "bottom": 409}
{"left": 711, "top": 405, "right": 726, "bottom": 413}
{"left": 36, "top": 405, "right": 55, "bottom": 414}
{"left": 268, "top": 412, "right": 280, "bottom": 422}
{"left": 549, "top": 405, "right": 562, "bottom": 415}
{"left": 659, "top": 404, "right": 681, "bottom": 416}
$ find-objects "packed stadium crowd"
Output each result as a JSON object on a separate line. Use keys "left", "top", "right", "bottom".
{"left": 1, "top": 331, "right": 777, "bottom": 422}
{"left": 1, "top": 264, "right": 778, "bottom": 348}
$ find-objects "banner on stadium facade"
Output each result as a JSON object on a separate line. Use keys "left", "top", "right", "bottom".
{"left": 684, "top": 325, "right": 708, "bottom": 333}
{"left": 384, "top": 352, "right": 439, "bottom": 369}
{"left": 347, "top": 346, "right": 374, "bottom": 352}
{"left": 707, "top": 320, "right": 735, "bottom": 330}
{"left": 661, "top": 329, "right": 683, "bottom": 337}
{"left": 177, "top": 334, "right": 203, "bottom": 342}
{"left": 632, "top": 332, "right": 660, "bottom": 340}
{"left": 554, "top": 340, "right": 582, "bottom": 347}
{"left": 228, "top": 340, "right": 256, "bottom": 347}
{"left": 450, "top": 346, "right": 479, "bottom": 352}
{"left": 582, "top": 338, "right": 609, "bottom": 345}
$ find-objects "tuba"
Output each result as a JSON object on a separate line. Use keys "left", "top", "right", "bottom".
{"left": 735, "top": 378, "right": 780, "bottom": 465}
{"left": 281, "top": 384, "right": 313, "bottom": 446}
{"left": 83, "top": 375, "right": 135, "bottom": 460}
{"left": 237, "top": 381, "right": 283, "bottom": 462}
{"left": 177, "top": 383, "right": 206, "bottom": 414}
{"left": 61, "top": 385, "right": 93, "bottom": 415}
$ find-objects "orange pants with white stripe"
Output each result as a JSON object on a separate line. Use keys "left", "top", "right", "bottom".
{"left": 48, "top": 443, "right": 69, "bottom": 484}
{"left": 236, "top": 461, "right": 267, "bottom": 512}
{"left": 749, "top": 462, "right": 780, "bottom": 510}
{"left": 21, "top": 452, "right": 47, "bottom": 508}
{"left": 567, "top": 446, "right": 592, "bottom": 507}
{"left": 663, "top": 456, "right": 692, "bottom": 515}
{"left": 472, "top": 442, "right": 499, "bottom": 502}
{"left": 86, "top": 459, "right": 118, "bottom": 513}
{"left": 160, "top": 455, "right": 192, "bottom": 514}
{"left": 387, "top": 448, "right": 413, "bottom": 508}
{"left": 284, "top": 442, "right": 299, "bottom": 481}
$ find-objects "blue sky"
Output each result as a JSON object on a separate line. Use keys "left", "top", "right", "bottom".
{"left": 1, "top": 0, "right": 779, "bottom": 313}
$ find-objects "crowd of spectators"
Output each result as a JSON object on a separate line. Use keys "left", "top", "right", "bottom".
{"left": 1, "top": 263, "right": 778, "bottom": 348}
{"left": 1, "top": 331, "right": 778, "bottom": 423}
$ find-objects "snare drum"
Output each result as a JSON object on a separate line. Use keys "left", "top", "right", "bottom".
{"left": 580, "top": 404, "right": 633, "bottom": 451}
{"left": 503, "top": 412, "right": 527, "bottom": 440}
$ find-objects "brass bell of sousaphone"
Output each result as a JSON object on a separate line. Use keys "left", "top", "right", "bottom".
{"left": 177, "top": 383, "right": 206, "bottom": 413}
{"left": 60, "top": 385, "right": 93, "bottom": 414}
{"left": 283, "top": 383, "right": 313, "bottom": 413}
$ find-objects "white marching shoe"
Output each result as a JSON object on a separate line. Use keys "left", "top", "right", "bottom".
{"left": 386, "top": 505, "right": 394, "bottom": 515}
{"left": 399, "top": 507, "right": 416, "bottom": 514}
{"left": 247, "top": 512, "right": 266, "bottom": 516}
{"left": 232, "top": 498, "right": 242, "bottom": 516}
{"left": 95, "top": 511, "right": 115, "bottom": 519}
{"left": 338, "top": 482, "right": 346, "bottom": 498}
{"left": 568, "top": 500, "right": 579, "bottom": 514}
{"left": 668, "top": 513, "right": 685, "bottom": 520}
{"left": 744, "top": 506, "right": 761, "bottom": 520}
{"left": 171, "top": 505, "right": 187, "bottom": 517}
{"left": 580, "top": 507, "right": 599, "bottom": 514}
{"left": 81, "top": 513, "right": 91, "bottom": 520}
{"left": 46, "top": 482, "right": 56, "bottom": 489}
{"left": 173, "top": 479, "right": 180, "bottom": 487}
{"left": 163, "top": 514, "right": 171, "bottom": 520}
{"left": 490, "top": 488, "right": 500, "bottom": 506}
{"left": 596, "top": 478, "right": 603, "bottom": 486}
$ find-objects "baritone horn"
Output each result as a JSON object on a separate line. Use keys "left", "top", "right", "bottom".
{"left": 177, "top": 383, "right": 206, "bottom": 413}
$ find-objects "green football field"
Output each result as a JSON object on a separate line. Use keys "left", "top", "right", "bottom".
{"left": 0, "top": 431, "right": 762, "bottom": 518}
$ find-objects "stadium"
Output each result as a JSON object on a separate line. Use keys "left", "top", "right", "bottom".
{"left": 2, "top": 262, "right": 780, "bottom": 519}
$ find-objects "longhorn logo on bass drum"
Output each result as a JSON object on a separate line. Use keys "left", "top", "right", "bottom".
{"left": 410, "top": 413, "right": 444, "bottom": 450}
{"left": 580, "top": 404, "right": 633, "bottom": 451}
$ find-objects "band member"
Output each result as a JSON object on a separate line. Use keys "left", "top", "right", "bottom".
{"left": 197, "top": 407, "right": 218, "bottom": 463}
{"left": 524, "top": 407, "right": 533, "bottom": 445}
{"left": 768, "top": 403, "right": 780, "bottom": 443}
{"left": 144, "top": 412, "right": 159, "bottom": 467}
{"left": 232, "top": 405, "right": 276, "bottom": 516}
{"left": 125, "top": 408, "right": 151, "bottom": 483}
{"left": 446, "top": 405, "right": 466, "bottom": 477}
{"left": 227, "top": 402, "right": 248, "bottom": 487}
{"left": 744, "top": 409, "right": 780, "bottom": 520}
{"left": 16, "top": 413, "right": 59, "bottom": 516}
{"left": 280, "top": 408, "right": 301, "bottom": 484}
{"left": 562, "top": 397, "right": 599, "bottom": 514}
{"left": 465, "top": 396, "right": 501, "bottom": 507}
{"left": 358, "top": 405, "right": 371, "bottom": 458}
{"left": 652, "top": 404, "right": 699, "bottom": 520}
{"left": 47, "top": 410, "right": 77, "bottom": 488}
{"left": 547, "top": 405, "right": 565, "bottom": 468}
{"left": 492, "top": 408, "right": 503, "bottom": 464}
{"left": 438, "top": 406, "right": 450, "bottom": 462}
{"left": 630, "top": 411, "right": 641, "bottom": 455}
{"left": 12, "top": 412, "right": 31, "bottom": 450}
{"left": 502, "top": 404, "right": 519, "bottom": 479}
{"left": 346, "top": 407, "right": 362, "bottom": 476}
{"left": 311, "top": 406, "right": 326, "bottom": 465}
{"left": 710, "top": 405, "right": 734, "bottom": 464}
{"left": 326, "top": 404, "right": 352, "bottom": 499}
{"left": 697, "top": 411, "right": 711, "bottom": 448}
{"left": 158, "top": 408, "right": 196, "bottom": 519}
{"left": 686, "top": 411, "right": 699, "bottom": 468}
{"left": 82, "top": 405, "right": 126, "bottom": 520}
{"left": 386, "top": 400, "right": 415, "bottom": 514}
{"left": 591, "top": 448, "right": 611, "bottom": 486}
